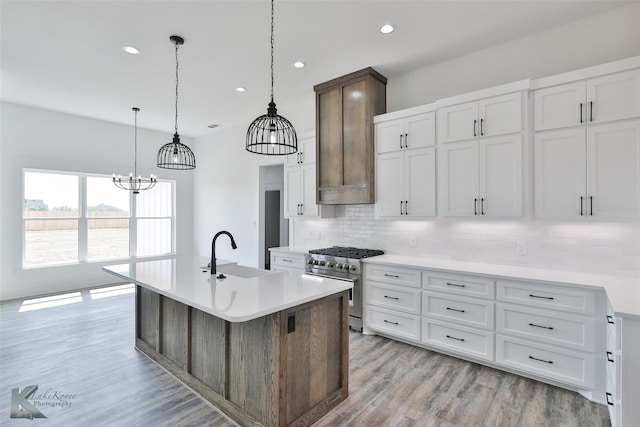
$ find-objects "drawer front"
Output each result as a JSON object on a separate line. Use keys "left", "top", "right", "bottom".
{"left": 496, "top": 303, "right": 594, "bottom": 351}
{"left": 272, "top": 253, "right": 305, "bottom": 269}
{"left": 421, "top": 319, "right": 494, "bottom": 361}
{"left": 367, "top": 305, "right": 420, "bottom": 341}
{"left": 272, "top": 265, "right": 305, "bottom": 274}
{"left": 423, "top": 271, "right": 495, "bottom": 299}
{"left": 496, "top": 335, "right": 594, "bottom": 388}
{"left": 366, "top": 265, "right": 421, "bottom": 288}
{"left": 422, "top": 291, "right": 495, "bottom": 330}
{"left": 497, "top": 280, "right": 597, "bottom": 314}
{"left": 368, "top": 282, "right": 421, "bottom": 315}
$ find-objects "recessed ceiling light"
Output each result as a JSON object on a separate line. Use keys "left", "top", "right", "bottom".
{"left": 122, "top": 45, "right": 140, "bottom": 55}
{"left": 293, "top": 61, "right": 305, "bottom": 68}
{"left": 236, "top": 87, "right": 246, "bottom": 92}
{"left": 380, "top": 24, "right": 395, "bottom": 34}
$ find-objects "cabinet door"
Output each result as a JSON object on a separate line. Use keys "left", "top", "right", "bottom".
{"left": 404, "top": 113, "right": 435, "bottom": 149}
{"left": 437, "top": 101, "right": 478, "bottom": 143}
{"left": 439, "top": 141, "right": 478, "bottom": 216}
{"left": 299, "top": 137, "right": 316, "bottom": 165}
{"left": 478, "top": 92, "right": 522, "bottom": 137}
{"left": 478, "top": 135, "right": 522, "bottom": 217}
{"left": 405, "top": 147, "right": 436, "bottom": 217}
{"left": 534, "top": 128, "right": 587, "bottom": 218}
{"left": 586, "top": 120, "right": 640, "bottom": 218}
{"left": 376, "top": 151, "right": 404, "bottom": 217}
{"left": 375, "top": 119, "right": 404, "bottom": 154}
{"left": 284, "top": 166, "right": 301, "bottom": 218}
{"left": 587, "top": 69, "right": 640, "bottom": 125}
{"left": 534, "top": 82, "right": 586, "bottom": 131}
{"left": 300, "top": 164, "right": 319, "bottom": 217}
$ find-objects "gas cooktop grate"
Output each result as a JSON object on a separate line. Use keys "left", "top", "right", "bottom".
{"left": 308, "top": 246, "right": 384, "bottom": 259}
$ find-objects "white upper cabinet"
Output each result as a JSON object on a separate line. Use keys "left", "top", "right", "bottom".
{"left": 376, "top": 112, "right": 435, "bottom": 154}
{"left": 535, "top": 120, "right": 640, "bottom": 218}
{"left": 440, "top": 135, "right": 522, "bottom": 217}
{"left": 534, "top": 69, "right": 640, "bottom": 131}
{"left": 286, "top": 136, "right": 316, "bottom": 165}
{"left": 437, "top": 92, "right": 522, "bottom": 143}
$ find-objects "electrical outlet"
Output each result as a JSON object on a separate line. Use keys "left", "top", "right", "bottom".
{"left": 516, "top": 241, "right": 527, "bottom": 256}
{"left": 409, "top": 237, "right": 417, "bottom": 247}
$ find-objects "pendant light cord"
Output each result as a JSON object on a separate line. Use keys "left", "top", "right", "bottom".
{"left": 133, "top": 108, "right": 138, "bottom": 178}
{"left": 175, "top": 41, "right": 180, "bottom": 134}
{"left": 270, "top": 0, "right": 274, "bottom": 103}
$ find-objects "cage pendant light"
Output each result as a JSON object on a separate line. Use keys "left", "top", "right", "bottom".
{"left": 113, "top": 107, "right": 157, "bottom": 194}
{"left": 246, "top": 0, "right": 297, "bottom": 155}
{"left": 157, "top": 35, "right": 196, "bottom": 169}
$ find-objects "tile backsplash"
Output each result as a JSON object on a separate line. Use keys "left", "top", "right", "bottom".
{"left": 293, "top": 205, "right": 640, "bottom": 278}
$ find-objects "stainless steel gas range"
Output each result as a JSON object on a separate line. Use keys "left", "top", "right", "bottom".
{"left": 304, "top": 246, "right": 384, "bottom": 332}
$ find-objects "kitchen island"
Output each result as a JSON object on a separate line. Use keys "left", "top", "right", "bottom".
{"left": 103, "top": 258, "right": 351, "bottom": 427}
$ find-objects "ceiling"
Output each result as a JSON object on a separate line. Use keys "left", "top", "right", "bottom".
{"left": 0, "top": 1, "right": 631, "bottom": 138}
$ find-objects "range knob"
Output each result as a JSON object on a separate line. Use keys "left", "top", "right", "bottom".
{"left": 313, "top": 260, "right": 320, "bottom": 265}
{"left": 336, "top": 263, "right": 344, "bottom": 269}
{"left": 327, "top": 262, "right": 335, "bottom": 268}
{"left": 349, "top": 264, "right": 357, "bottom": 272}
{"left": 307, "top": 259, "right": 314, "bottom": 265}
{"left": 319, "top": 261, "right": 326, "bottom": 266}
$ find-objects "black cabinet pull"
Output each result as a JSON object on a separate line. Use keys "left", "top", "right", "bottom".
{"left": 529, "top": 355, "right": 553, "bottom": 364}
{"left": 446, "top": 335, "right": 465, "bottom": 342}
{"left": 606, "top": 392, "right": 614, "bottom": 406}
{"left": 300, "top": 204, "right": 303, "bottom": 215}
{"left": 383, "top": 319, "right": 399, "bottom": 325}
{"left": 446, "top": 307, "right": 465, "bottom": 313}
{"left": 607, "top": 315, "right": 615, "bottom": 324}
{"left": 607, "top": 351, "right": 614, "bottom": 363}
{"left": 481, "top": 198, "right": 485, "bottom": 215}
{"left": 446, "top": 282, "right": 466, "bottom": 288}
{"left": 590, "top": 196, "right": 593, "bottom": 216}
{"left": 384, "top": 295, "right": 399, "bottom": 300}
{"left": 405, "top": 200, "right": 409, "bottom": 215}
{"left": 480, "top": 118, "right": 484, "bottom": 136}
{"left": 473, "top": 119, "right": 477, "bottom": 137}
{"left": 590, "top": 101, "right": 593, "bottom": 122}
{"left": 580, "top": 196, "right": 584, "bottom": 216}
{"left": 404, "top": 133, "right": 408, "bottom": 148}
{"left": 529, "top": 294, "right": 554, "bottom": 300}
{"left": 529, "top": 323, "right": 554, "bottom": 330}
{"left": 580, "top": 103, "right": 583, "bottom": 123}
{"left": 399, "top": 134, "right": 403, "bottom": 149}
{"left": 384, "top": 273, "right": 400, "bottom": 278}
{"left": 400, "top": 201, "right": 404, "bottom": 215}
{"left": 474, "top": 198, "right": 478, "bottom": 215}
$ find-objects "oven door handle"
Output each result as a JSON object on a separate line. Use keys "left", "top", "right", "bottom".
{"left": 304, "top": 271, "right": 357, "bottom": 283}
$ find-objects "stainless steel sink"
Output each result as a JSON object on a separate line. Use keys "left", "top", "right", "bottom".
{"left": 216, "top": 264, "right": 273, "bottom": 279}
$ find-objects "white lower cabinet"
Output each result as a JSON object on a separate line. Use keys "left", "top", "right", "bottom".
{"left": 367, "top": 305, "right": 420, "bottom": 341}
{"left": 422, "top": 318, "right": 494, "bottom": 361}
{"left": 268, "top": 248, "right": 306, "bottom": 273}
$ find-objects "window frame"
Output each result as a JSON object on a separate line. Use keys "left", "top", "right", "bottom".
{"left": 22, "top": 168, "right": 176, "bottom": 268}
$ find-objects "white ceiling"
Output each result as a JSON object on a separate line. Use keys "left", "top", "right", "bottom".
{"left": 0, "top": 1, "right": 630, "bottom": 138}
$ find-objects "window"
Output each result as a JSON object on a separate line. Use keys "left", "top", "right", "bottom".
{"left": 23, "top": 169, "right": 175, "bottom": 267}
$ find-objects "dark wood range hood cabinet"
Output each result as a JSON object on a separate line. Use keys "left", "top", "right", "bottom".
{"left": 314, "top": 67, "right": 387, "bottom": 205}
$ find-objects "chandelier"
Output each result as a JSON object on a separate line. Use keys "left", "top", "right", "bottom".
{"left": 246, "top": 0, "right": 297, "bottom": 155}
{"left": 113, "top": 107, "right": 157, "bottom": 194}
{"left": 157, "top": 35, "right": 196, "bottom": 169}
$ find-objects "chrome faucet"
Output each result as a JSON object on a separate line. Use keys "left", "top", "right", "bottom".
{"left": 211, "top": 231, "right": 237, "bottom": 275}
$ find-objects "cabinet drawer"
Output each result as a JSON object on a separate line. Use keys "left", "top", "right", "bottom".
{"left": 367, "top": 282, "right": 421, "bottom": 315}
{"left": 422, "top": 291, "right": 495, "bottom": 330}
{"left": 423, "top": 271, "right": 495, "bottom": 299}
{"left": 366, "top": 265, "right": 421, "bottom": 288}
{"left": 271, "top": 252, "right": 305, "bottom": 269}
{"left": 496, "top": 335, "right": 594, "bottom": 388}
{"left": 497, "top": 280, "right": 597, "bottom": 314}
{"left": 366, "top": 305, "right": 420, "bottom": 341}
{"left": 496, "top": 303, "right": 595, "bottom": 352}
{"left": 421, "top": 319, "right": 494, "bottom": 361}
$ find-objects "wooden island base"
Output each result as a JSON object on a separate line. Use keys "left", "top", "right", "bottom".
{"left": 135, "top": 285, "right": 349, "bottom": 427}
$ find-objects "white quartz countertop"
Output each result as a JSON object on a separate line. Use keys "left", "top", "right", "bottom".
{"left": 102, "top": 258, "right": 352, "bottom": 322}
{"left": 363, "top": 255, "right": 640, "bottom": 319}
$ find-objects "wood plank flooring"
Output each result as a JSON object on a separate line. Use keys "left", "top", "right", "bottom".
{"left": 0, "top": 286, "right": 610, "bottom": 427}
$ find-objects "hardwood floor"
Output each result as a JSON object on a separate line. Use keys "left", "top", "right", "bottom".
{"left": 0, "top": 286, "right": 610, "bottom": 427}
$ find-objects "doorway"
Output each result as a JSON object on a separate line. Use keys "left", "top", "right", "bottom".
{"left": 259, "top": 164, "right": 288, "bottom": 269}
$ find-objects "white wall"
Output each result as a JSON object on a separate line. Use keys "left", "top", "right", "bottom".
{"left": 193, "top": 3, "right": 640, "bottom": 278}
{"left": 0, "top": 103, "right": 195, "bottom": 300}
